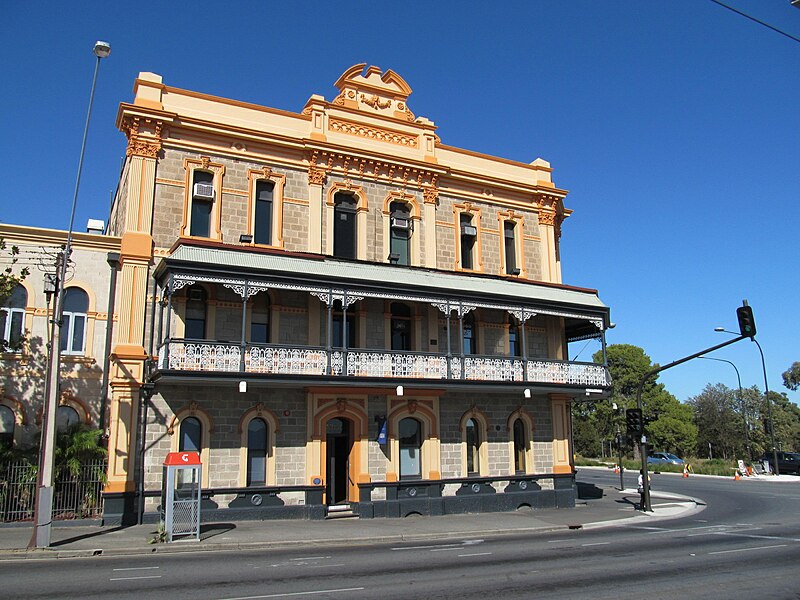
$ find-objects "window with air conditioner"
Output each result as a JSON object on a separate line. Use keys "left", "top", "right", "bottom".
{"left": 190, "top": 171, "right": 214, "bottom": 238}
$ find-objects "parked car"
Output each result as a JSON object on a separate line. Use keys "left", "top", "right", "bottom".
{"left": 759, "top": 451, "right": 800, "bottom": 475}
{"left": 647, "top": 452, "right": 685, "bottom": 465}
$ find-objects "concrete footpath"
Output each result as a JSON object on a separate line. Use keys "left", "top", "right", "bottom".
{"left": 0, "top": 471, "right": 714, "bottom": 561}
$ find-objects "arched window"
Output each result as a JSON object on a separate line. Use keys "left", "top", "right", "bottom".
{"left": 190, "top": 170, "right": 214, "bottom": 238}
{"left": 513, "top": 418, "right": 526, "bottom": 473}
{"left": 504, "top": 221, "right": 518, "bottom": 275}
{"left": 390, "top": 302, "right": 412, "bottom": 351}
{"left": 1, "top": 284, "right": 27, "bottom": 350}
{"left": 460, "top": 213, "right": 477, "bottom": 270}
{"left": 184, "top": 285, "right": 207, "bottom": 340}
{"left": 249, "top": 292, "right": 270, "bottom": 344}
{"left": 56, "top": 405, "right": 81, "bottom": 432}
{"left": 465, "top": 417, "right": 481, "bottom": 475}
{"left": 509, "top": 315, "right": 521, "bottom": 357}
{"left": 0, "top": 405, "right": 15, "bottom": 447}
{"left": 246, "top": 418, "right": 268, "bottom": 486}
{"left": 389, "top": 201, "right": 411, "bottom": 265}
{"left": 333, "top": 192, "right": 357, "bottom": 259}
{"left": 179, "top": 416, "right": 202, "bottom": 453}
{"left": 61, "top": 288, "right": 89, "bottom": 355}
{"left": 463, "top": 313, "right": 477, "bottom": 355}
{"left": 254, "top": 180, "right": 274, "bottom": 245}
{"left": 399, "top": 417, "right": 422, "bottom": 480}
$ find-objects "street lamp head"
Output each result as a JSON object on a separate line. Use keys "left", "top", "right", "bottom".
{"left": 714, "top": 327, "right": 725, "bottom": 332}
{"left": 93, "top": 41, "right": 111, "bottom": 58}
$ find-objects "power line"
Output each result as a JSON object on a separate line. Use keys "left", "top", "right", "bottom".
{"left": 709, "top": 0, "right": 800, "bottom": 45}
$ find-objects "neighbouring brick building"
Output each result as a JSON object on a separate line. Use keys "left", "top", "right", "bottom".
{"left": 5, "top": 64, "right": 613, "bottom": 524}
{"left": 0, "top": 224, "right": 121, "bottom": 452}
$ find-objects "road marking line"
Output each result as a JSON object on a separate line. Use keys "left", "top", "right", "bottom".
{"left": 709, "top": 544, "right": 787, "bottom": 555}
{"left": 547, "top": 539, "right": 574, "bottom": 543}
{"left": 109, "top": 575, "right": 163, "bottom": 581}
{"left": 430, "top": 547, "right": 460, "bottom": 552}
{"left": 291, "top": 556, "right": 331, "bottom": 561}
{"left": 581, "top": 542, "right": 611, "bottom": 547}
{"left": 113, "top": 566, "right": 160, "bottom": 571}
{"left": 715, "top": 532, "right": 794, "bottom": 542}
{"left": 307, "top": 564, "right": 345, "bottom": 568}
{"left": 217, "top": 588, "right": 366, "bottom": 600}
{"left": 458, "top": 552, "right": 492, "bottom": 557}
{"left": 392, "top": 543, "right": 461, "bottom": 550}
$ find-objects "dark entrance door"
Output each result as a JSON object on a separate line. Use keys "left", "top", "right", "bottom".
{"left": 325, "top": 417, "right": 352, "bottom": 505}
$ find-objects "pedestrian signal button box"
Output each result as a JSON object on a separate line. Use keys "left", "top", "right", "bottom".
{"left": 161, "top": 452, "right": 202, "bottom": 542}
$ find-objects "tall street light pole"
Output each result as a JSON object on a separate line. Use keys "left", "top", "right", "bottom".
{"left": 698, "top": 355, "right": 749, "bottom": 460}
{"left": 714, "top": 327, "right": 777, "bottom": 475}
{"left": 30, "top": 40, "right": 111, "bottom": 549}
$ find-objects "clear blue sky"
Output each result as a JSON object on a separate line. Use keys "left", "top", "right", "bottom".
{"left": 2, "top": 1, "right": 798, "bottom": 405}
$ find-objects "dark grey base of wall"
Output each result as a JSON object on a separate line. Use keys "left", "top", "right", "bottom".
{"left": 358, "top": 488, "right": 575, "bottom": 519}
{"left": 102, "top": 480, "right": 577, "bottom": 524}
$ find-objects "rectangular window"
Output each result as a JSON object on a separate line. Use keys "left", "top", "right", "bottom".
{"left": 504, "top": 222, "right": 517, "bottom": 274}
{"left": 250, "top": 322, "right": 269, "bottom": 344}
{"left": 254, "top": 181, "right": 274, "bottom": 245}
{"left": 333, "top": 193, "right": 357, "bottom": 259}
{"left": 1, "top": 308, "right": 24, "bottom": 350}
{"left": 190, "top": 200, "right": 212, "bottom": 238}
{"left": 460, "top": 214, "right": 476, "bottom": 270}
{"left": 60, "top": 313, "right": 86, "bottom": 355}
{"left": 332, "top": 314, "right": 356, "bottom": 348}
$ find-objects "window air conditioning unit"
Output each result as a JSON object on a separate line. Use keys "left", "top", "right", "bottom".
{"left": 193, "top": 182, "right": 215, "bottom": 200}
{"left": 391, "top": 217, "right": 410, "bottom": 230}
{"left": 461, "top": 224, "right": 477, "bottom": 237}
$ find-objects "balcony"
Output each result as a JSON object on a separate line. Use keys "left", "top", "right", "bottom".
{"left": 155, "top": 339, "right": 611, "bottom": 388}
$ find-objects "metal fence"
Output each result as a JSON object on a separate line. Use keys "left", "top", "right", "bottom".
{"left": 0, "top": 460, "right": 107, "bottom": 522}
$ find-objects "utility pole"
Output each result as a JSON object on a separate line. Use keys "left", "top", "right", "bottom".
{"left": 29, "top": 40, "right": 110, "bottom": 549}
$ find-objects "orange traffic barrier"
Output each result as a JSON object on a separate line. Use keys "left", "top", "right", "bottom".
{"left": 734, "top": 470, "right": 741, "bottom": 481}
{"left": 614, "top": 464, "right": 620, "bottom": 474}
{"left": 683, "top": 466, "right": 689, "bottom": 478}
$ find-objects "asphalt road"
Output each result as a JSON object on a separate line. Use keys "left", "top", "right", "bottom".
{"left": 3, "top": 471, "right": 799, "bottom": 600}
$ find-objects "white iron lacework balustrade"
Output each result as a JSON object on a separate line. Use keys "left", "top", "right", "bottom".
{"left": 346, "top": 351, "right": 448, "bottom": 379}
{"left": 527, "top": 361, "right": 609, "bottom": 386}
{"left": 463, "top": 357, "right": 524, "bottom": 381}
{"left": 169, "top": 342, "right": 241, "bottom": 372}
{"left": 246, "top": 347, "right": 328, "bottom": 375}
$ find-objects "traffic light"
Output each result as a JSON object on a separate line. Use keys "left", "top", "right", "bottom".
{"left": 736, "top": 305, "right": 756, "bottom": 338}
{"left": 625, "top": 408, "right": 643, "bottom": 437}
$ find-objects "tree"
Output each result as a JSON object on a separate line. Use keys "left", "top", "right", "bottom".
{"left": 782, "top": 362, "right": 800, "bottom": 391}
{"left": 572, "top": 344, "right": 697, "bottom": 458}
{"left": 689, "top": 384, "right": 746, "bottom": 459}
{"left": 0, "top": 237, "right": 29, "bottom": 306}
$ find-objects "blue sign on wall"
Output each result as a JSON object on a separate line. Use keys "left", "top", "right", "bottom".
{"left": 377, "top": 419, "right": 387, "bottom": 445}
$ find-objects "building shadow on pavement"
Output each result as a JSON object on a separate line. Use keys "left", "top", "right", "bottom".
{"left": 200, "top": 523, "right": 236, "bottom": 541}
{"left": 50, "top": 525, "right": 126, "bottom": 547}
{"left": 576, "top": 482, "right": 604, "bottom": 500}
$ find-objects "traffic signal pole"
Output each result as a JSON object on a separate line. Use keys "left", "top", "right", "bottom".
{"left": 634, "top": 333, "right": 745, "bottom": 511}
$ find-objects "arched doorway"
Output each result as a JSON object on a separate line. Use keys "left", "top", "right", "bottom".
{"left": 325, "top": 417, "right": 354, "bottom": 505}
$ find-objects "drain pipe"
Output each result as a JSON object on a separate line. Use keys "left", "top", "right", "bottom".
{"left": 99, "top": 252, "right": 120, "bottom": 434}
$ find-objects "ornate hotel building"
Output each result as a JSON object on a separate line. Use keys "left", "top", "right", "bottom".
{"left": 96, "top": 64, "right": 612, "bottom": 523}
